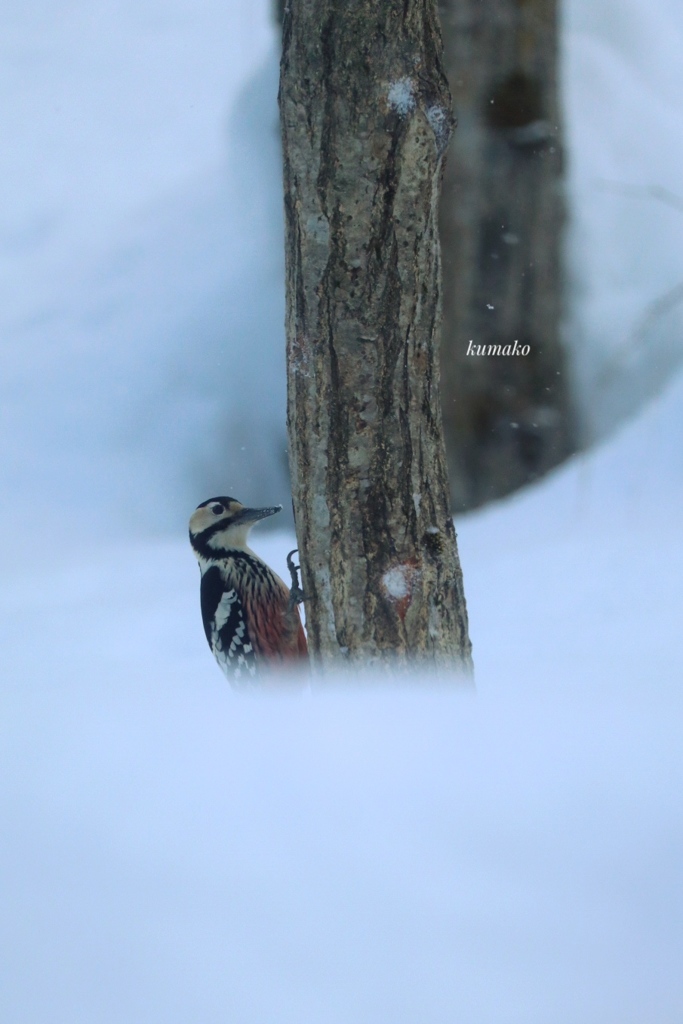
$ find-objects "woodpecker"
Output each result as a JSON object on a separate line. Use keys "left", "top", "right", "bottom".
{"left": 189, "top": 497, "right": 307, "bottom": 684}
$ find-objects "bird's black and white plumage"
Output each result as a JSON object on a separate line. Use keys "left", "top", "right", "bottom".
{"left": 189, "top": 497, "right": 307, "bottom": 685}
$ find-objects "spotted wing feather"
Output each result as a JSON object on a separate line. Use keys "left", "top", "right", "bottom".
{"left": 200, "top": 567, "right": 257, "bottom": 683}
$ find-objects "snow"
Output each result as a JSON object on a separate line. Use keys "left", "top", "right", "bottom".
{"left": 1, "top": 0, "right": 683, "bottom": 1020}
{"left": 2, "top": 370, "right": 682, "bottom": 1024}
{"left": 563, "top": 0, "right": 683, "bottom": 439}
{"left": 387, "top": 77, "right": 416, "bottom": 116}
{"left": 0, "top": 2, "right": 285, "bottom": 545}
{"left": 381, "top": 566, "right": 411, "bottom": 601}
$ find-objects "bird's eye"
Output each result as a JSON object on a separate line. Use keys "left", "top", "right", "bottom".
{"left": 211, "top": 504, "right": 224, "bottom": 515}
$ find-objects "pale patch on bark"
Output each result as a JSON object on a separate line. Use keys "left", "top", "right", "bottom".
{"left": 382, "top": 566, "right": 412, "bottom": 601}
{"left": 387, "top": 78, "right": 417, "bottom": 117}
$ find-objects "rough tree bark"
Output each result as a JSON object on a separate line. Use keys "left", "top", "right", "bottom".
{"left": 438, "top": 0, "right": 575, "bottom": 511}
{"left": 279, "top": 0, "right": 472, "bottom": 672}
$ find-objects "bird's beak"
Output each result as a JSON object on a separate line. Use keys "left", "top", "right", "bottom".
{"left": 235, "top": 505, "right": 282, "bottom": 525}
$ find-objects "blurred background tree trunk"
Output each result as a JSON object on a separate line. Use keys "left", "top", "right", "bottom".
{"left": 438, "top": 0, "right": 575, "bottom": 511}
{"left": 274, "top": 0, "right": 575, "bottom": 517}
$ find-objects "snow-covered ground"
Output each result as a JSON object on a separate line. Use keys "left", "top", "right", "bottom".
{"left": 1, "top": 683, "right": 681, "bottom": 1024}
{"left": 564, "top": 0, "right": 683, "bottom": 437}
{"left": 2, "top": 0, "right": 683, "bottom": 1020}
{"left": 2, "top": 368, "right": 682, "bottom": 1022}
{"left": 2, "top": 372, "right": 683, "bottom": 1021}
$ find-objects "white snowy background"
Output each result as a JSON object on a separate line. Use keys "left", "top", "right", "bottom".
{"left": 1, "top": 1, "right": 682, "bottom": 1021}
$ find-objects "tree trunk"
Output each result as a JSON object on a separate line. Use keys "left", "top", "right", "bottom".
{"left": 438, "top": 0, "right": 575, "bottom": 512}
{"left": 279, "top": 0, "right": 472, "bottom": 673}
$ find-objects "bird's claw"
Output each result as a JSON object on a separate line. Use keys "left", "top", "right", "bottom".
{"left": 286, "top": 548, "right": 306, "bottom": 609}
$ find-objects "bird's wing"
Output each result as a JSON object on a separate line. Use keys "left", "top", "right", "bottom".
{"left": 201, "top": 568, "right": 257, "bottom": 682}
{"left": 200, "top": 566, "right": 224, "bottom": 645}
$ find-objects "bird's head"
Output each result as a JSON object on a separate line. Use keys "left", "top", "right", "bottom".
{"left": 189, "top": 497, "right": 282, "bottom": 560}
